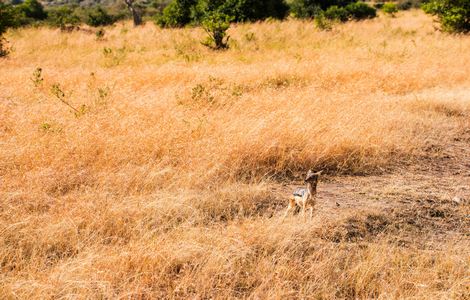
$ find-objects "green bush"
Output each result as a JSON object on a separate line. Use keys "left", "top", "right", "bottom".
{"left": 289, "top": 0, "right": 355, "bottom": 18}
{"left": 382, "top": 2, "right": 398, "bottom": 15}
{"left": 47, "top": 6, "right": 81, "bottom": 30}
{"left": 374, "top": 2, "right": 384, "bottom": 9}
{"left": 156, "top": 0, "right": 288, "bottom": 27}
{"left": 19, "top": 0, "right": 47, "bottom": 20}
{"left": 320, "top": 2, "right": 376, "bottom": 22}
{"left": 423, "top": 0, "right": 470, "bottom": 33}
{"left": 214, "top": 0, "right": 289, "bottom": 22}
{"left": 0, "top": 2, "right": 18, "bottom": 35}
{"left": 1, "top": 2, "right": 20, "bottom": 56}
{"left": 155, "top": 0, "right": 197, "bottom": 27}
{"left": 345, "top": 2, "right": 377, "bottom": 20}
{"left": 85, "top": 6, "right": 115, "bottom": 27}
{"left": 0, "top": 0, "right": 48, "bottom": 27}
{"left": 397, "top": 0, "right": 425, "bottom": 10}
{"left": 201, "top": 11, "right": 232, "bottom": 49}
{"left": 324, "top": 5, "right": 349, "bottom": 21}
{"left": 314, "top": 11, "right": 333, "bottom": 29}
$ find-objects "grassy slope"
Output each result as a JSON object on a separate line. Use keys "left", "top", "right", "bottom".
{"left": 0, "top": 11, "right": 469, "bottom": 298}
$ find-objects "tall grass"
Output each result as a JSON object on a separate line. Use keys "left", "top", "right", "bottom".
{"left": 1, "top": 11, "right": 469, "bottom": 298}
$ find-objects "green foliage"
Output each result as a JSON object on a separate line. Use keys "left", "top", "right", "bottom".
{"left": 383, "top": 2, "right": 398, "bottom": 15}
{"left": 324, "top": 5, "right": 349, "bottom": 21}
{"left": 0, "top": 2, "right": 18, "bottom": 57}
{"left": 314, "top": 11, "right": 333, "bottom": 30}
{"left": 318, "top": 2, "right": 377, "bottom": 22}
{"left": 423, "top": 0, "right": 470, "bottom": 33}
{"left": 95, "top": 28, "right": 106, "bottom": 40}
{"left": 102, "top": 46, "right": 128, "bottom": 67}
{"left": 289, "top": 0, "right": 376, "bottom": 21}
{"left": 46, "top": 6, "right": 80, "bottom": 30}
{"left": 156, "top": 0, "right": 288, "bottom": 27}
{"left": 0, "top": 35, "right": 8, "bottom": 57}
{"left": 195, "top": 0, "right": 288, "bottom": 23}
{"left": 374, "top": 2, "right": 384, "bottom": 9}
{"left": 40, "top": 122, "right": 51, "bottom": 131}
{"left": 85, "top": 6, "right": 115, "bottom": 27}
{"left": 397, "top": 0, "right": 425, "bottom": 10}
{"left": 1, "top": 0, "right": 48, "bottom": 27}
{"left": 155, "top": 0, "right": 196, "bottom": 27}
{"left": 201, "top": 11, "right": 232, "bottom": 50}
{"left": 31, "top": 67, "right": 43, "bottom": 87}
{"left": 51, "top": 83, "right": 87, "bottom": 117}
{"left": 0, "top": 2, "right": 19, "bottom": 35}
{"left": 344, "top": 2, "right": 377, "bottom": 20}
{"left": 19, "top": 0, "right": 47, "bottom": 20}
{"left": 289, "top": 0, "right": 355, "bottom": 18}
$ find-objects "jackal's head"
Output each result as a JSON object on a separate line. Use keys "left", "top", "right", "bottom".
{"left": 305, "top": 170, "right": 322, "bottom": 183}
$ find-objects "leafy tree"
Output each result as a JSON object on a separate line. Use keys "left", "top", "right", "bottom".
{"left": 155, "top": 0, "right": 196, "bottom": 27}
{"left": 345, "top": 2, "right": 376, "bottom": 20}
{"left": 0, "top": 2, "right": 16, "bottom": 33}
{"left": 123, "top": 0, "right": 143, "bottom": 26}
{"left": 215, "top": 0, "right": 289, "bottom": 22}
{"left": 320, "top": 2, "right": 376, "bottom": 22}
{"left": 156, "top": 0, "right": 288, "bottom": 27}
{"left": 19, "top": 0, "right": 47, "bottom": 20}
{"left": 382, "top": 2, "right": 398, "bottom": 16}
{"left": 0, "top": 2, "right": 18, "bottom": 56}
{"left": 324, "top": 5, "right": 349, "bottom": 21}
{"left": 289, "top": 0, "right": 355, "bottom": 18}
{"left": 423, "top": 0, "right": 470, "bottom": 33}
{"left": 201, "top": 11, "right": 232, "bottom": 49}
{"left": 397, "top": 0, "right": 426, "bottom": 10}
{"left": 47, "top": 6, "right": 80, "bottom": 30}
{"left": 86, "top": 6, "right": 115, "bottom": 27}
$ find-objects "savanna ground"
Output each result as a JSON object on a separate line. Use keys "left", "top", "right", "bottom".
{"left": 1, "top": 9, "right": 469, "bottom": 299}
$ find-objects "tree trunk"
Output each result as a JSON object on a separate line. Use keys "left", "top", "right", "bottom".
{"left": 124, "top": 0, "right": 142, "bottom": 26}
{"left": 130, "top": 6, "right": 142, "bottom": 26}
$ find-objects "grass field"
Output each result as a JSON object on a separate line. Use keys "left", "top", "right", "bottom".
{"left": 1, "top": 10, "right": 469, "bottom": 298}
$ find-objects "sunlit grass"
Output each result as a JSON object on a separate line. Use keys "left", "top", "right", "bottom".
{"left": 1, "top": 10, "right": 469, "bottom": 298}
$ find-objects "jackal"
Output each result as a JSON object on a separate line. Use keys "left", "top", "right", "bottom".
{"left": 283, "top": 170, "right": 322, "bottom": 221}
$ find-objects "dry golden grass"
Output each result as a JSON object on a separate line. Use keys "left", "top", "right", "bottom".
{"left": 1, "top": 10, "right": 469, "bottom": 299}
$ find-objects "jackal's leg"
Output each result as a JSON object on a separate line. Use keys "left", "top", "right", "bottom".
{"left": 302, "top": 202, "right": 307, "bottom": 221}
{"left": 309, "top": 206, "right": 314, "bottom": 220}
{"left": 282, "top": 197, "right": 295, "bottom": 221}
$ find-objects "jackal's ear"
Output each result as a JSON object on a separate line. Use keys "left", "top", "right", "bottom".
{"left": 315, "top": 170, "right": 323, "bottom": 175}
{"left": 306, "top": 170, "right": 314, "bottom": 178}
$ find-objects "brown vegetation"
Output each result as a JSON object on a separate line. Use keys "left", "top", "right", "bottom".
{"left": 1, "top": 11, "right": 469, "bottom": 298}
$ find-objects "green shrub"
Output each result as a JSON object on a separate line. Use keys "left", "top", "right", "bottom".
{"left": 314, "top": 11, "right": 333, "bottom": 30}
{"left": 19, "top": 0, "right": 47, "bottom": 20}
{"left": 0, "top": 2, "right": 17, "bottom": 34}
{"left": 397, "top": 0, "right": 425, "bottom": 10}
{"left": 345, "top": 2, "right": 377, "bottom": 20}
{"left": 207, "top": 0, "right": 289, "bottom": 22}
{"left": 86, "top": 6, "right": 115, "bottom": 27}
{"left": 383, "top": 2, "right": 398, "bottom": 15}
{"left": 422, "top": 0, "right": 470, "bottom": 33}
{"left": 201, "top": 11, "right": 232, "bottom": 49}
{"left": 289, "top": 0, "right": 355, "bottom": 18}
{"left": 324, "top": 5, "right": 349, "bottom": 21}
{"left": 320, "top": 1, "right": 377, "bottom": 22}
{"left": 0, "top": 2, "right": 18, "bottom": 56}
{"left": 95, "top": 28, "right": 106, "bottom": 40}
{"left": 374, "top": 2, "right": 384, "bottom": 9}
{"left": 156, "top": 0, "right": 288, "bottom": 27}
{"left": 155, "top": 0, "right": 196, "bottom": 27}
{"left": 47, "top": 6, "right": 81, "bottom": 30}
